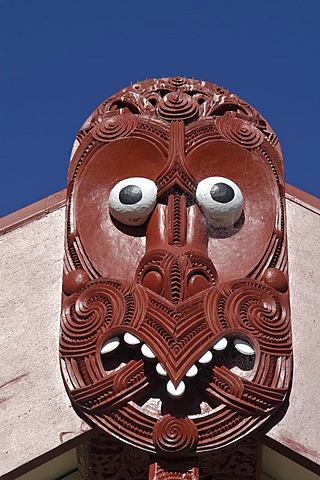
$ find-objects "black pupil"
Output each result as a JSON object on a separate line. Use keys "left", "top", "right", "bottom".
{"left": 210, "top": 183, "right": 234, "bottom": 203}
{"left": 119, "top": 185, "right": 142, "bottom": 205}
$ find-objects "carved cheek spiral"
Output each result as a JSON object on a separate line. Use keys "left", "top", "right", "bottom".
{"left": 61, "top": 282, "right": 126, "bottom": 341}
{"left": 216, "top": 116, "right": 264, "bottom": 148}
{"left": 153, "top": 415, "right": 198, "bottom": 454}
{"left": 158, "top": 91, "right": 199, "bottom": 121}
{"left": 208, "top": 280, "right": 290, "bottom": 354}
{"left": 92, "top": 113, "right": 137, "bottom": 142}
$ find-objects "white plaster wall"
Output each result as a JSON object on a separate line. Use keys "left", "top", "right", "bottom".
{"left": 266, "top": 199, "right": 320, "bottom": 467}
{"left": 0, "top": 209, "right": 89, "bottom": 479}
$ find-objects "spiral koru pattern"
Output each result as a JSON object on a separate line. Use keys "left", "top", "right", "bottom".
{"left": 92, "top": 113, "right": 137, "bottom": 142}
{"left": 158, "top": 91, "right": 199, "bottom": 122}
{"left": 207, "top": 280, "right": 290, "bottom": 354}
{"left": 153, "top": 415, "right": 198, "bottom": 454}
{"left": 61, "top": 281, "right": 126, "bottom": 341}
{"left": 168, "top": 77, "right": 187, "bottom": 88}
{"left": 216, "top": 116, "right": 264, "bottom": 148}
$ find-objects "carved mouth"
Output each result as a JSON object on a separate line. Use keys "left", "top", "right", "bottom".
{"left": 100, "top": 332, "right": 255, "bottom": 400}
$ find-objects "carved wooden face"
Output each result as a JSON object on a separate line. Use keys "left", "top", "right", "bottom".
{"left": 60, "top": 78, "right": 292, "bottom": 455}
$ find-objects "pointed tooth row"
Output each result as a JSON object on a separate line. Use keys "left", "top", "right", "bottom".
{"left": 124, "top": 332, "right": 140, "bottom": 346}
{"left": 101, "top": 334, "right": 156, "bottom": 361}
{"left": 156, "top": 362, "right": 198, "bottom": 382}
{"left": 185, "top": 364, "right": 198, "bottom": 378}
{"left": 166, "top": 380, "right": 185, "bottom": 399}
{"left": 101, "top": 333, "right": 141, "bottom": 355}
{"left": 101, "top": 334, "right": 254, "bottom": 402}
{"left": 156, "top": 363, "right": 167, "bottom": 376}
{"left": 213, "top": 337, "right": 228, "bottom": 351}
{"left": 195, "top": 336, "right": 254, "bottom": 366}
{"left": 211, "top": 336, "right": 254, "bottom": 356}
{"left": 101, "top": 337, "right": 120, "bottom": 354}
{"left": 141, "top": 343, "right": 156, "bottom": 359}
{"left": 194, "top": 337, "right": 228, "bottom": 366}
{"left": 234, "top": 339, "right": 254, "bottom": 355}
{"left": 198, "top": 350, "right": 213, "bottom": 364}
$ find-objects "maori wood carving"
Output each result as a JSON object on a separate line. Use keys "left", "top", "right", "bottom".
{"left": 77, "top": 433, "right": 260, "bottom": 480}
{"left": 60, "top": 78, "right": 292, "bottom": 468}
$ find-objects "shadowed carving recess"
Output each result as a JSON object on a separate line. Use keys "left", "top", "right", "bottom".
{"left": 60, "top": 77, "right": 292, "bottom": 463}
{"left": 77, "top": 432, "right": 260, "bottom": 480}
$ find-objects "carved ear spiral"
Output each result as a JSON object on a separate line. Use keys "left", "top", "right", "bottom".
{"left": 216, "top": 114, "right": 264, "bottom": 148}
{"left": 92, "top": 113, "right": 137, "bottom": 142}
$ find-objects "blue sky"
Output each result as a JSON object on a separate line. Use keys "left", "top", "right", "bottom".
{"left": 1, "top": 0, "right": 319, "bottom": 217}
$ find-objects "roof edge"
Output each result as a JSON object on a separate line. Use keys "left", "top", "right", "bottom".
{"left": 0, "top": 184, "right": 319, "bottom": 236}
{"left": 285, "top": 184, "right": 320, "bottom": 213}
{"left": 0, "top": 190, "right": 66, "bottom": 236}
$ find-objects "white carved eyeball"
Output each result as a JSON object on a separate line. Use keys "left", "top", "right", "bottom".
{"left": 196, "top": 176, "right": 243, "bottom": 228}
{"left": 109, "top": 177, "right": 157, "bottom": 226}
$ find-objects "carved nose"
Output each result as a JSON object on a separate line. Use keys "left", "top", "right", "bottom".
{"left": 135, "top": 193, "right": 216, "bottom": 301}
{"left": 166, "top": 192, "right": 187, "bottom": 247}
{"left": 145, "top": 194, "right": 208, "bottom": 254}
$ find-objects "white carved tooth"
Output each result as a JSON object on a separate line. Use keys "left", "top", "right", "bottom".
{"left": 185, "top": 365, "right": 198, "bottom": 378}
{"left": 234, "top": 339, "right": 254, "bottom": 356}
{"left": 156, "top": 363, "right": 167, "bottom": 377}
{"left": 101, "top": 337, "right": 120, "bottom": 354}
{"left": 141, "top": 344, "right": 156, "bottom": 359}
{"left": 124, "top": 332, "right": 141, "bottom": 346}
{"left": 213, "top": 337, "right": 228, "bottom": 351}
{"left": 166, "top": 380, "right": 185, "bottom": 398}
{"left": 198, "top": 351, "right": 213, "bottom": 364}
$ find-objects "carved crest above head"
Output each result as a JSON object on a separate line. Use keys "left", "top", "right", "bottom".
{"left": 60, "top": 77, "right": 292, "bottom": 458}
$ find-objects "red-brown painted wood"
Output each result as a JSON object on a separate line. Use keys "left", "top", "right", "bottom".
{"left": 60, "top": 77, "right": 292, "bottom": 477}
